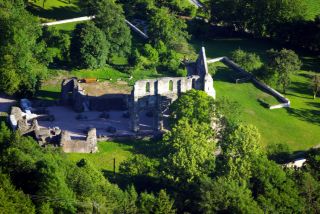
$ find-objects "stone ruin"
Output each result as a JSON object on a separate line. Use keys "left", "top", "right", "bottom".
{"left": 60, "top": 128, "right": 98, "bottom": 153}
{"left": 60, "top": 47, "right": 216, "bottom": 132}
{"left": 129, "top": 47, "right": 216, "bottom": 132}
{"left": 9, "top": 106, "right": 97, "bottom": 153}
{"left": 60, "top": 78, "right": 127, "bottom": 112}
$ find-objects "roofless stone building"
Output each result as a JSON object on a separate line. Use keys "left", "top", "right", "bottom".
{"left": 60, "top": 47, "right": 215, "bottom": 133}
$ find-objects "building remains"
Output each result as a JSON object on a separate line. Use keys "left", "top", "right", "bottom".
{"left": 8, "top": 47, "right": 217, "bottom": 153}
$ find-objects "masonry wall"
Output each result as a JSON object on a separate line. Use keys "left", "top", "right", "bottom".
{"left": 60, "top": 128, "right": 98, "bottom": 153}
{"left": 209, "top": 57, "right": 290, "bottom": 109}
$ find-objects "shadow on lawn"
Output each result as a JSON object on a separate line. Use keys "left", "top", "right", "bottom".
{"left": 307, "top": 102, "right": 320, "bottom": 108}
{"left": 288, "top": 81, "right": 312, "bottom": 98}
{"left": 101, "top": 138, "right": 166, "bottom": 192}
{"left": 116, "top": 138, "right": 164, "bottom": 159}
{"left": 27, "top": 3, "right": 83, "bottom": 20}
{"left": 103, "top": 170, "right": 164, "bottom": 193}
{"left": 286, "top": 107, "right": 320, "bottom": 126}
{"left": 301, "top": 56, "right": 320, "bottom": 73}
{"left": 213, "top": 66, "right": 237, "bottom": 82}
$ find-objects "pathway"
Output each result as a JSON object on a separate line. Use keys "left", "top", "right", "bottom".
{"left": 189, "top": 0, "right": 203, "bottom": 8}
{"left": 41, "top": 16, "right": 149, "bottom": 39}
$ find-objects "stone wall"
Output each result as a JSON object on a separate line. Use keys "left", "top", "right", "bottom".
{"left": 61, "top": 78, "right": 128, "bottom": 112}
{"left": 130, "top": 47, "right": 216, "bottom": 132}
{"left": 208, "top": 56, "right": 290, "bottom": 109}
{"left": 60, "top": 128, "right": 98, "bottom": 153}
{"left": 61, "top": 78, "right": 89, "bottom": 112}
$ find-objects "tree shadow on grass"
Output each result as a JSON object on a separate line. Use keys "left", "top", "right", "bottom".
{"left": 213, "top": 66, "right": 238, "bottom": 83}
{"left": 288, "top": 81, "right": 313, "bottom": 98}
{"left": 103, "top": 170, "right": 164, "bottom": 193}
{"left": 301, "top": 56, "right": 320, "bottom": 73}
{"left": 286, "top": 107, "right": 320, "bottom": 126}
{"left": 115, "top": 137, "right": 164, "bottom": 159}
{"left": 27, "top": 3, "right": 83, "bottom": 20}
{"left": 307, "top": 102, "right": 320, "bottom": 108}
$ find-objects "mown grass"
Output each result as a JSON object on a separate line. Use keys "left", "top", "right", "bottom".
{"left": 51, "top": 21, "right": 82, "bottom": 32}
{"left": 27, "top": 0, "right": 83, "bottom": 21}
{"left": 67, "top": 141, "right": 133, "bottom": 172}
{"left": 194, "top": 38, "right": 320, "bottom": 151}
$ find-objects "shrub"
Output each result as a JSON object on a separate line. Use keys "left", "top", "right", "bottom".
{"left": 231, "top": 49, "right": 262, "bottom": 73}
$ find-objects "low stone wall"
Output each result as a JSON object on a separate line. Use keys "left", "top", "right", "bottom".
{"left": 60, "top": 128, "right": 98, "bottom": 153}
{"left": 208, "top": 57, "right": 290, "bottom": 109}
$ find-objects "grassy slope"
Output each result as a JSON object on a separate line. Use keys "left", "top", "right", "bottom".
{"left": 67, "top": 141, "right": 133, "bottom": 172}
{"left": 192, "top": 38, "right": 320, "bottom": 151}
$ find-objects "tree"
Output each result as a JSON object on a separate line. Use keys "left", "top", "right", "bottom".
{"left": 0, "top": 173, "right": 35, "bottom": 214}
{"left": 231, "top": 49, "right": 262, "bottom": 73}
{"left": 210, "top": 0, "right": 307, "bottom": 37}
{"left": 138, "top": 190, "right": 176, "bottom": 213}
{"left": 169, "top": 89, "right": 215, "bottom": 126}
{"left": 200, "top": 177, "right": 263, "bottom": 214}
{"left": 0, "top": 1, "right": 47, "bottom": 96}
{"left": 148, "top": 7, "right": 190, "bottom": 50}
{"left": 93, "top": 0, "right": 132, "bottom": 59}
{"left": 250, "top": 157, "right": 305, "bottom": 213}
{"left": 296, "top": 172, "right": 320, "bottom": 213}
{"left": 42, "top": 26, "right": 71, "bottom": 63}
{"left": 265, "top": 49, "right": 302, "bottom": 93}
{"left": 162, "top": 119, "right": 216, "bottom": 183}
{"left": 70, "top": 22, "right": 109, "bottom": 68}
{"left": 143, "top": 44, "right": 159, "bottom": 65}
{"left": 312, "top": 74, "right": 320, "bottom": 99}
{"left": 220, "top": 124, "right": 263, "bottom": 182}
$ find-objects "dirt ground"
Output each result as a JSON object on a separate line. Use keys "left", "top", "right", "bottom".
{"left": 80, "top": 81, "right": 131, "bottom": 96}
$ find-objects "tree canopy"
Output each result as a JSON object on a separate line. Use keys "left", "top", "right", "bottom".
{"left": 70, "top": 22, "right": 109, "bottom": 69}
{"left": 0, "top": 1, "right": 47, "bottom": 96}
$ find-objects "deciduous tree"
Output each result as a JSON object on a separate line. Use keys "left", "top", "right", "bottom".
{"left": 265, "top": 49, "right": 302, "bottom": 93}
{"left": 93, "top": 0, "right": 132, "bottom": 59}
{"left": 162, "top": 119, "right": 216, "bottom": 183}
{"left": 70, "top": 22, "right": 109, "bottom": 68}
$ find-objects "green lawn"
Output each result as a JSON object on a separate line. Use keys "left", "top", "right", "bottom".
{"left": 67, "top": 141, "right": 133, "bottom": 172}
{"left": 51, "top": 21, "right": 82, "bottom": 32}
{"left": 195, "top": 38, "right": 320, "bottom": 151}
{"left": 27, "top": 0, "right": 83, "bottom": 21}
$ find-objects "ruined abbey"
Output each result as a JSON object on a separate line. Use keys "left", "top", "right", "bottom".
{"left": 60, "top": 47, "right": 216, "bottom": 132}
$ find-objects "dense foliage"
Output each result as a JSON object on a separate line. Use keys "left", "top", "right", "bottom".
{"left": 0, "top": 122, "right": 175, "bottom": 213}
{"left": 0, "top": 1, "right": 48, "bottom": 96}
{"left": 231, "top": 49, "right": 262, "bottom": 73}
{"left": 209, "top": 0, "right": 320, "bottom": 53}
{"left": 70, "top": 22, "right": 109, "bottom": 68}
{"left": 263, "top": 49, "right": 302, "bottom": 93}
{"left": 119, "top": 90, "right": 320, "bottom": 213}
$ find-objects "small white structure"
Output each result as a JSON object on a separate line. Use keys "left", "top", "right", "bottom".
{"left": 285, "top": 158, "right": 306, "bottom": 168}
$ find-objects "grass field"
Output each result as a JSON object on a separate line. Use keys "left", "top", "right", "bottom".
{"left": 67, "top": 141, "right": 133, "bottom": 172}
{"left": 193, "top": 38, "right": 320, "bottom": 151}
{"left": 27, "top": 0, "right": 83, "bottom": 21}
